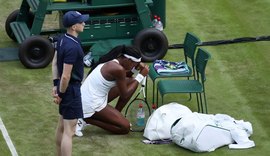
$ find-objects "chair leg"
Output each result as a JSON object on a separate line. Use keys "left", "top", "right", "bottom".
{"left": 198, "top": 93, "right": 204, "bottom": 113}
{"left": 195, "top": 93, "right": 200, "bottom": 113}
{"left": 161, "top": 94, "right": 164, "bottom": 106}
{"left": 145, "top": 77, "right": 148, "bottom": 100}
{"left": 203, "top": 91, "right": 208, "bottom": 114}
{"left": 152, "top": 79, "right": 156, "bottom": 104}
{"left": 156, "top": 86, "right": 159, "bottom": 108}
{"left": 188, "top": 93, "right": 192, "bottom": 101}
{"left": 187, "top": 77, "right": 192, "bottom": 101}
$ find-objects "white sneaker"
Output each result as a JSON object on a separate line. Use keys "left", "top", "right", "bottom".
{"left": 75, "top": 118, "right": 86, "bottom": 137}
{"left": 130, "top": 123, "right": 133, "bottom": 131}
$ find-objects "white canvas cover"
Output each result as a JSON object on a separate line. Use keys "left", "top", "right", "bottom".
{"left": 143, "top": 102, "right": 192, "bottom": 141}
{"left": 171, "top": 112, "right": 255, "bottom": 152}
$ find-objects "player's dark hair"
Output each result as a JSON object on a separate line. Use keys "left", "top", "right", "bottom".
{"left": 88, "top": 45, "right": 141, "bottom": 75}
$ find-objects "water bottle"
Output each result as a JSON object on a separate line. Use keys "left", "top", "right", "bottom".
{"left": 155, "top": 17, "right": 163, "bottom": 31}
{"left": 136, "top": 103, "right": 145, "bottom": 127}
{"left": 83, "top": 51, "right": 93, "bottom": 67}
{"left": 152, "top": 15, "right": 158, "bottom": 27}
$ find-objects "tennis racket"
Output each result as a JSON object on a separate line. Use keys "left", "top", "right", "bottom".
{"left": 124, "top": 77, "right": 151, "bottom": 132}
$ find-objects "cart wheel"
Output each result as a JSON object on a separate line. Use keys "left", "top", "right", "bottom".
{"left": 19, "top": 36, "right": 54, "bottom": 69}
{"left": 5, "top": 9, "right": 34, "bottom": 42}
{"left": 134, "top": 28, "right": 168, "bottom": 62}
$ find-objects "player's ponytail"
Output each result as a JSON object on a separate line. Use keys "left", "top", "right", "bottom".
{"left": 87, "top": 45, "right": 124, "bottom": 75}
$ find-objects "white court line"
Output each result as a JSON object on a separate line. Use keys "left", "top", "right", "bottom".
{"left": 0, "top": 117, "right": 18, "bottom": 156}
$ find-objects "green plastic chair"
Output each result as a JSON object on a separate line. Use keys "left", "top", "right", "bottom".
{"left": 148, "top": 32, "right": 201, "bottom": 105}
{"left": 156, "top": 48, "right": 211, "bottom": 113}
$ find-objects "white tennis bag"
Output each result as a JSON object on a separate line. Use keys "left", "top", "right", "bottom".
{"left": 143, "top": 102, "right": 192, "bottom": 141}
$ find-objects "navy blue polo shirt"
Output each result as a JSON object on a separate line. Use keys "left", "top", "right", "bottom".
{"left": 56, "top": 33, "right": 84, "bottom": 82}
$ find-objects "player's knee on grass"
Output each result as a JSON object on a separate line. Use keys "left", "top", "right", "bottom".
{"left": 117, "top": 119, "right": 130, "bottom": 134}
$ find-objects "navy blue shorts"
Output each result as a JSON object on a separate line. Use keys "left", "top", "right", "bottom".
{"left": 59, "top": 83, "right": 83, "bottom": 120}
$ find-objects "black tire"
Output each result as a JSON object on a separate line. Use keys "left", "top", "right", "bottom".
{"left": 19, "top": 36, "right": 54, "bottom": 69}
{"left": 134, "top": 28, "right": 168, "bottom": 62}
{"left": 5, "top": 9, "right": 34, "bottom": 42}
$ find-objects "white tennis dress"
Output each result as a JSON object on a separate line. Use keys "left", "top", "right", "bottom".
{"left": 81, "top": 60, "right": 118, "bottom": 118}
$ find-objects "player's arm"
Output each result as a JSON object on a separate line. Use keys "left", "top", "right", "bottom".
{"left": 114, "top": 65, "right": 149, "bottom": 99}
{"left": 118, "top": 74, "right": 139, "bottom": 100}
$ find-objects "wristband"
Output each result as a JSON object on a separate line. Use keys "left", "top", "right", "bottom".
{"left": 58, "top": 92, "right": 65, "bottom": 99}
{"left": 53, "top": 79, "right": 59, "bottom": 86}
{"left": 135, "top": 74, "right": 144, "bottom": 83}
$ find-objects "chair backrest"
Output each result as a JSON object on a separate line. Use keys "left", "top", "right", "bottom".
{"left": 183, "top": 33, "right": 201, "bottom": 79}
{"left": 183, "top": 32, "right": 201, "bottom": 67}
{"left": 195, "top": 48, "right": 211, "bottom": 83}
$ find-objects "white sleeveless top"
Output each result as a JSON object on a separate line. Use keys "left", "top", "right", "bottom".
{"left": 81, "top": 59, "right": 118, "bottom": 118}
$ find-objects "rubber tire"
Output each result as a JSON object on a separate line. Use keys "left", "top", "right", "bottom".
{"left": 19, "top": 36, "right": 54, "bottom": 69}
{"left": 134, "top": 28, "right": 168, "bottom": 62}
{"left": 5, "top": 9, "right": 34, "bottom": 42}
